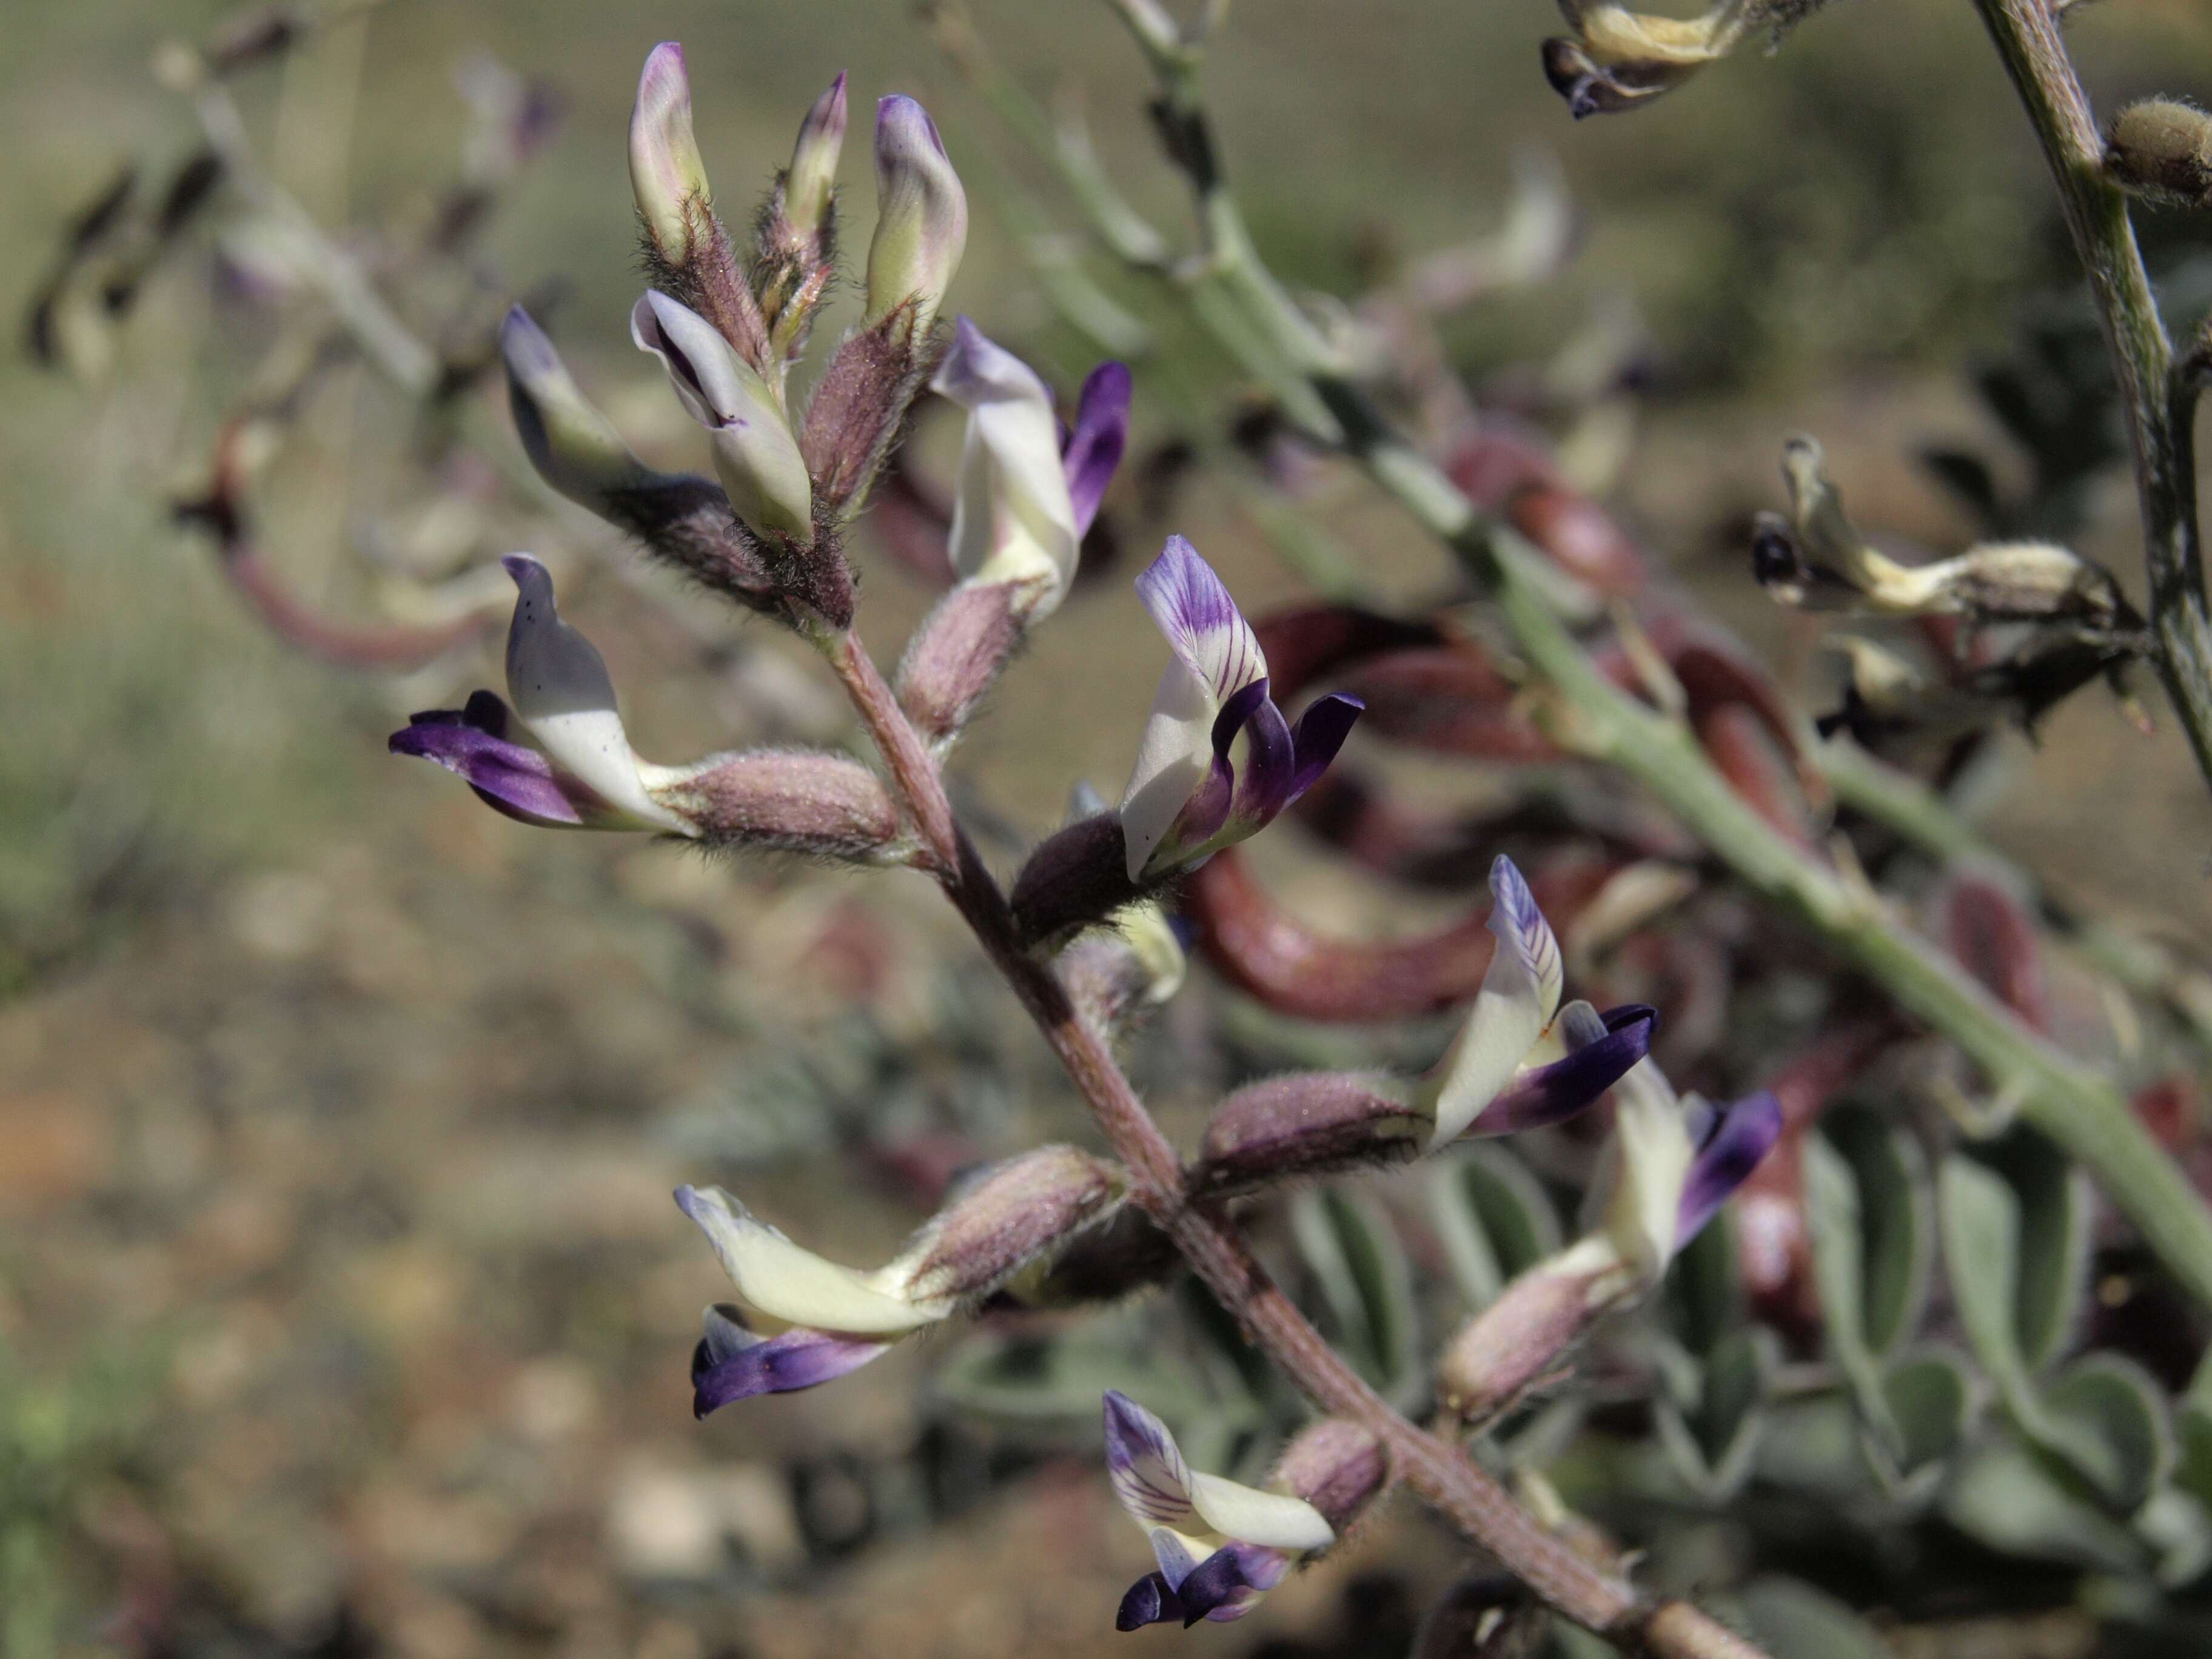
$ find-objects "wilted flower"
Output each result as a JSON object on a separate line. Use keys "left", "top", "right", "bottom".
{"left": 679, "top": 1148, "right": 1125, "bottom": 1413}
{"left": 631, "top": 289, "right": 815, "bottom": 541}
{"left": 390, "top": 554, "right": 691, "bottom": 833}
{"left": 865, "top": 94, "right": 968, "bottom": 330}
{"left": 1104, "top": 1392, "right": 1367, "bottom": 1628}
{"left": 1753, "top": 436, "right": 2130, "bottom": 628}
{"left": 1117, "top": 537, "right": 1365, "bottom": 880}
{"left": 931, "top": 317, "right": 1130, "bottom": 615}
{"left": 1542, "top": 0, "right": 1828, "bottom": 119}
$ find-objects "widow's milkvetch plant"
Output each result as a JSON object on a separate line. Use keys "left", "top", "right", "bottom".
{"left": 101, "top": 1, "right": 2212, "bottom": 1652}
{"left": 372, "top": 32, "right": 1781, "bottom": 1655}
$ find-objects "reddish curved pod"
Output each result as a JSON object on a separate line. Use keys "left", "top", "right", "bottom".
{"left": 1187, "top": 845, "right": 1620, "bottom": 1022}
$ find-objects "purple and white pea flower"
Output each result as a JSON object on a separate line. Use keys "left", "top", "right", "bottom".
{"left": 1598, "top": 1056, "right": 1783, "bottom": 1284}
{"left": 1410, "top": 856, "right": 1658, "bottom": 1150}
{"left": 1104, "top": 1392, "right": 1336, "bottom": 1629}
{"left": 1116, "top": 536, "right": 1365, "bottom": 881}
{"left": 679, "top": 1147, "right": 1125, "bottom": 1415}
{"left": 390, "top": 554, "right": 692, "bottom": 834}
{"left": 631, "top": 288, "right": 816, "bottom": 541}
{"left": 865, "top": 95, "right": 968, "bottom": 330}
{"left": 930, "top": 317, "right": 1130, "bottom": 618}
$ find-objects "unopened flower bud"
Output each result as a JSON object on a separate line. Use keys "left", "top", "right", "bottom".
{"left": 631, "top": 289, "right": 815, "bottom": 541}
{"left": 1059, "top": 897, "right": 1187, "bottom": 1037}
{"left": 865, "top": 95, "right": 968, "bottom": 330}
{"left": 2106, "top": 98, "right": 2212, "bottom": 212}
{"left": 896, "top": 1145, "right": 1127, "bottom": 1305}
{"left": 629, "top": 43, "right": 714, "bottom": 269}
{"left": 1001, "top": 1206, "right": 1178, "bottom": 1308}
{"left": 1191, "top": 1074, "right": 1423, "bottom": 1198}
{"left": 897, "top": 578, "right": 1022, "bottom": 748}
{"left": 652, "top": 748, "right": 900, "bottom": 860}
{"left": 500, "top": 307, "right": 648, "bottom": 510}
{"left": 1270, "top": 1420, "right": 1389, "bottom": 1533}
{"left": 785, "top": 72, "right": 848, "bottom": 244}
{"left": 1436, "top": 1239, "right": 1624, "bottom": 1423}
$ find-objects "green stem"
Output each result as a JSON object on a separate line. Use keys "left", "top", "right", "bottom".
{"left": 1968, "top": 0, "right": 2212, "bottom": 796}
{"left": 1057, "top": 0, "right": 2212, "bottom": 1313}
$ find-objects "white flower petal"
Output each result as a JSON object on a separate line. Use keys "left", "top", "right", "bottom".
{"left": 1601, "top": 1058, "right": 1697, "bottom": 1279}
{"left": 1188, "top": 1472, "right": 1334, "bottom": 1553}
{"left": 675, "top": 1185, "right": 947, "bottom": 1335}
{"left": 1116, "top": 655, "right": 1216, "bottom": 881}
{"left": 934, "top": 319, "right": 1080, "bottom": 602}
{"left": 1420, "top": 856, "right": 1564, "bottom": 1146}
{"left": 500, "top": 555, "right": 688, "bottom": 833}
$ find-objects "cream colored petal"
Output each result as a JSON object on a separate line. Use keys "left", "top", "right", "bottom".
{"left": 1187, "top": 1472, "right": 1334, "bottom": 1553}
{"left": 675, "top": 1185, "right": 947, "bottom": 1335}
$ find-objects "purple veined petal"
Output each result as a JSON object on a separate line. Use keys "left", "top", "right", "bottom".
{"left": 1489, "top": 854, "right": 1564, "bottom": 1017}
{"left": 1135, "top": 536, "right": 1266, "bottom": 703}
{"left": 1285, "top": 692, "right": 1364, "bottom": 802}
{"left": 389, "top": 691, "right": 587, "bottom": 827}
{"left": 1116, "top": 1571, "right": 1187, "bottom": 1631}
{"left": 1174, "top": 1540, "right": 1292, "bottom": 1626}
{"left": 689, "top": 1304, "right": 891, "bottom": 1416}
{"left": 1464, "top": 1002, "right": 1658, "bottom": 1139}
{"left": 1224, "top": 686, "right": 1298, "bottom": 835}
{"left": 1062, "top": 360, "right": 1131, "bottom": 537}
{"left": 1102, "top": 1391, "right": 1198, "bottom": 1531}
{"left": 1674, "top": 1090, "right": 1783, "bottom": 1249}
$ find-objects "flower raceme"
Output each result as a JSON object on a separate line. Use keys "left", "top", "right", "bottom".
{"left": 679, "top": 1147, "right": 1126, "bottom": 1414}
{"left": 1118, "top": 536, "right": 1366, "bottom": 882}
{"left": 1103, "top": 1392, "right": 1385, "bottom": 1629}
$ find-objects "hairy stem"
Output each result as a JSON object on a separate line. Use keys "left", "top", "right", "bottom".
{"left": 826, "top": 631, "right": 1764, "bottom": 1657}
{"left": 1968, "top": 0, "right": 2212, "bottom": 791}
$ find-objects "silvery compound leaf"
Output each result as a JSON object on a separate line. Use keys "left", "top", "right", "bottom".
{"left": 2176, "top": 1398, "right": 2212, "bottom": 1512}
{"left": 1654, "top": 1327, "right": 1772, "bottom": 1504}
{"left": 1984, "top": 1132, "right": 2091, "bottom": 1374}
{"left": 1825, "top": 1105, "right": 1934, "bottom": 1359}
{"left": 2040, "top": 1352, "right": 2175, "bottom": 1515}
{"left": 1944, "top": 1439, "right": 2147, "bottom": 1575}
{"left": 2136, "top": 1485, "right": 2212, "bottom": 1589}
{"left": 1735, "top": 1577, "right": 1896, "bottom": 1659}
{"left": 1937, "top": 1155, "right": 2042, "bottom": 1418}
{"left": 1757, "top": 1397, "right": 1879, "bottom": 1506}
{"left": 1426, "top": 1144, "right": 1563, "bottom": 1312}
{"left": 1664, "top": 1207, "right": 1743, "bottom": 1359}
{"left": 1880, "top": 1346, "right": 1979, "bottom": 1481}
{"left": 1290, "top": 1187, "right": 1422, "bottom": 1407}
{"left": 1803, "top": 1130, "right": 1892, "bottom": 1447}
{"left": 931, "top": 1315, "right": 1215, "bottom": 1427}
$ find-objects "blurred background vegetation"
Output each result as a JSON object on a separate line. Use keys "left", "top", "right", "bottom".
{"left": 5, "top": 2, "right": 2212, "bottom": 1657}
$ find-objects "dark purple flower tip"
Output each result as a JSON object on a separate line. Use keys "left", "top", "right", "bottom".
{"left": 1223, "top": 682, "right": 1298, "bottom": 835}
{"left": 1116, "top": 1572, "right": 1185, "bottom": 1631}
{"left": 1466, "top": 1002, "right": 1658, "bottom": 1139}
{"left": 1062, "top": 360, "right": 1132, "bottom": 537}
{"left": 1674, "top": 1090, "right": 1783, "bottom": 1249}
{"left": 1175, "top": 1541, "right": 1288, "bottom": 1625}
{"left": 389, "top": 692, "right": 585, "bottom": 826}
{"left": 689, "top": 1304, "right": 890, "bottom": 1416}
{"left": 1285, "top": 691, "right": 1364, "bottom": 802}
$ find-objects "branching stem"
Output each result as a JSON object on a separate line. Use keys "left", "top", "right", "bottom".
{"left": 824, "top": 632, "right": 1766, "bottom": 1658}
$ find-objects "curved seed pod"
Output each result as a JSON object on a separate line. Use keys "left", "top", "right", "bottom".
{"left": 1332, "top": 645, "right": 1556, "bottom": 762}
{"left": 1506, "top": 481, "right": 1646, "bottom": 597}
{"left": 1185, "top": 846, "right": 1617, "bottom": 1023}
